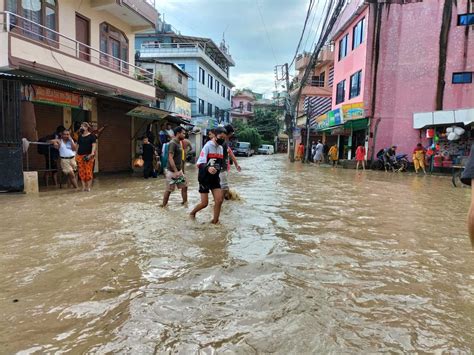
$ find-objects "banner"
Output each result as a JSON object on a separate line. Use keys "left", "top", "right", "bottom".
{"left": 174, "top": 97, "right": 191, "bottom": 119}
{"left": 342, "top": 102, "right": 365, "bottom": 120}
{"left": 22, "top": 85, "right": 93, "bottom": 110}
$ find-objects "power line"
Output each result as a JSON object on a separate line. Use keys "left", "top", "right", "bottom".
{"left": 255, "top": 0, "right": 278, "bottom": 64}
{"left": 289, "top": 0, "right": 316, "bottom": 68}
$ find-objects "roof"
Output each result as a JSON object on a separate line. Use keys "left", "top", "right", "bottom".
{"left": 137, "top": 32, "right": 235, "bottom": 67}
{"left": 136, "top": 59, "right": 192, "bottom": 78}
{"left": 329, "top": 0, "right": 368, "bottom": 41}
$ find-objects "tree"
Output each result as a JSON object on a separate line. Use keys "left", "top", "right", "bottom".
{"left": 248, "top": 109, "right": 281, "bottom": 144}
{"left": 235, "top": 125, "right": 262, "bottom": 149}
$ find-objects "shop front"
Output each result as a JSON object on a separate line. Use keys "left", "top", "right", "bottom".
{"left": 316, "top": 103, "right": 368, "bottom": 160}
{"left": 413, "top": 108, "right": 474, "bottom": 171}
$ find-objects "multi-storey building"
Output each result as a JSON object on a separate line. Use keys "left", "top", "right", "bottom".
{"left": 318, "top": 0, "right": 474, "bottom": 163}
{"left": 135, "top": 30, "right": 235, "bottom": 131}
{"left": 231, "top": 89, "right": 256, "bottom": 124}
{"left": 0, "top": 0, "right": 159, "bottom": 191}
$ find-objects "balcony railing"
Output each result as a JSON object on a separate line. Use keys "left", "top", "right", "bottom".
{"left": 1, "top": 11, "right": 154, "bottom": 86}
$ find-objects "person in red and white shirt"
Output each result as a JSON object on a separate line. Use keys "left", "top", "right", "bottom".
{"left": 190, "top": 127, "right": 226, "bottom": 224}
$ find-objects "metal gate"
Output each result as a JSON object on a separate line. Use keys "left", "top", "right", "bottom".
{"left": 0, "top": 79, "right": 23, "bottom": 192}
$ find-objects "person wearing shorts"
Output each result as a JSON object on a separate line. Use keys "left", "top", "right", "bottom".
{"left": 221, "top": 125, "right": 241, "bottom": 199}
{"left": 54, "top": 129, "right": 78, "bottom": 189}
{"left": 162, "top": 126, "right": 188, "bottom": 207}
{"left": 190, "top": 127, "right": 226, "bottom": 224}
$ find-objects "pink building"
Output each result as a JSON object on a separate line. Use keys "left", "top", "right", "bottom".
{"left": 325, "top": 0, "right": 474, "bottom": 163}
{"left": 231, "top": 90, "right": 256, "bottom": 124}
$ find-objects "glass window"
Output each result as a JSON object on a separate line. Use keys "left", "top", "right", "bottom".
{"left": 199, "top": 99, "right": 205, "bottom": 114}
{"left": 207, "top": 103, "right": 213, "bottom": 115}
{"left": 247, "top": 103, "right": 252, "bottom": 112}
{"left": 178, "top": 64, "right": 186, "bottom": 71}
{"left": 338, "top": 34, "right": 348, "bottom": 61}
{"left": 199, "top": 67, "right": 205, "bottom": 85}
{"left": 349, "top": 70, "right": 362, "bottom": 98}
{"left": 336, "top": 80, "right": 345, "bottom": 104}
{"left": 352, "top": 18, "right": 365, "bottom": 49}
{"left": 458, "top": 13, "right": 474, "bottom": 26}
{"left": 216, "top": 80, "right": 220, "bottom": 94}
{"left": 100, "top": 22, "right": 128, "bottom": 72}
{"left": 215, "top": 106, "right": 220, "bottom": 119}
{"left": 178, "top": 74, "right": 183, "bottom": 84}
{"left": 208, "top": 75, "right": 213, "bottom": 90}
{"left": 227, "top": 88, "right": 231, "bottom": 100}
{"left": 222, "top": 85, "right": 226, "bottom": 97}
{"left": 311, "top": 72, "right": 325, "bottom": 87}
{"left": 452, "top": 72, "right": 473, "bottom": 84}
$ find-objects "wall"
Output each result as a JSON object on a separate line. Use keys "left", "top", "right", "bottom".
{"left": 332, "top": 7, "right": 369, "bottom": 110}
{"left": 372, "top": 1, "right": 474, "bottom": 156}
{"left": 139, "top": 61, "right": 188, "bottom": 96}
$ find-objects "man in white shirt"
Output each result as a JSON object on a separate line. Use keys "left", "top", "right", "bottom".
{"left": 53, "top": 129, "right": 78, "bottom": 189}
{"left": 166, "top": 123, "right": 175, "bottom": 140}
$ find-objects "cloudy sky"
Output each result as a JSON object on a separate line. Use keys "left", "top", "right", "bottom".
{"left": 154, "top": 0, "right": 323, "bottom": 97}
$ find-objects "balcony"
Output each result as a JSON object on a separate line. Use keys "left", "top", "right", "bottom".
{"left": 317, "top": 45, "right": 334, "bottom": 66}
{"left": 0, "top": 12, "right": 155, "bottom": 101}
{"left": 140, "top": 42, "right": 232, "bottom": 81}
{"left": 295, "top": 53, "right": 311, "bottom": 71}
{"left": 91, "top": 0, "right": 158, "bottom": 30}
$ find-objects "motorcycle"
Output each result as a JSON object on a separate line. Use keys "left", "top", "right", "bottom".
{"left": 371, "top": 150, "right": 409, "bottom": 172}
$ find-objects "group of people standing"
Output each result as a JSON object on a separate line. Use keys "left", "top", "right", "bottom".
{"left": 160, "top": 124, "right": 241, "bottom": 224}
{"left": 296, "top": 140, "right": 367, "bottom": 171}
{"left": 39, "top": 122, "right": 98, "bottom": 191}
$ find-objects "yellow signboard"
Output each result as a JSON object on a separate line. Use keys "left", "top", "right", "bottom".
{"left": 175, "top": 97, "right": 191, "bottom": 119}
{"left": 342, "top": 102, "right": 365, "bottom": 120}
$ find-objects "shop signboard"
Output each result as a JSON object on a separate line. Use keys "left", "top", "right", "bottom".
{"left": 316, "top": 108, "right": 343, "bottom": 130}
{"left": 22, "top": 84, "right": 93, "bottom": 110}
{"left": 342, "top": 102, "right": 365, "bottom": 120}
{"left": 174, "top": 97, "right": 191, "bottom": 119}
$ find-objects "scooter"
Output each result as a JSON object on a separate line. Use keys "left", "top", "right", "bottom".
{"left": 371, "top": 151, "right": 409, "bottom": 172}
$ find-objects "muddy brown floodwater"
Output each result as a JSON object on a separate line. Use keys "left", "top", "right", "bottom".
{"left": 0, "top": 154, "right": 473, "bottom": 353}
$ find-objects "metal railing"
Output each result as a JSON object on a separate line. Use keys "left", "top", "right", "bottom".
{"left": 141, "top": 42, "right": 203, "bottom": 52}
{"left": 0, "top": 11, "right": 155, "bottom": 86}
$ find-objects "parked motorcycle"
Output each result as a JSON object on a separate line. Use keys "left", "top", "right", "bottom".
{"left": 371, "top": 151, "right": 409, "bottom": 172}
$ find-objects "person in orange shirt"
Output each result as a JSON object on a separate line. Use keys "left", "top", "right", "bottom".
{"left": 413, "top": 143, "right": 426, "bottom": 174}
{"left": 295, "top": 143, "right": 304, "bottom": 161}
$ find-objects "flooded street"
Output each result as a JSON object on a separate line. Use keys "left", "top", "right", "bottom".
{"left": 1, "top": 154, "right": 473, "bottom": 353}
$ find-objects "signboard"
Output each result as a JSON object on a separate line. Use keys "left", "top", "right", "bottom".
{"left": 317, "top": 108, "right": 343, "bottom": 130}
{"left": 174, "top": 97, "right": 191, "bottom": 119}
{"left": 22, "top": 84, "right": 93, "bottom": 110}
{"left": 342, "top": 102, "right": 365, "bottom": 120}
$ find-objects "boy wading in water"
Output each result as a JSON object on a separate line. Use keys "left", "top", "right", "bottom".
{"left": 190, "top": 127, "right": 226, "bottom": 224}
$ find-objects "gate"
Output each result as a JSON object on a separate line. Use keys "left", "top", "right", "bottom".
{"left": 0, "top": 79, "right": 23, "bottom": 192}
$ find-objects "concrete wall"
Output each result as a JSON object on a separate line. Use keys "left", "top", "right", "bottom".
{"left": 372, "top": 1, "right": 474, "bottom": 156}
{"left": 2, "top": 0, "right": 154, "bottom": 99}
{"left": 139, "top": 61, "right": 188, "bottom": 96}
{"left": 332, "top": 7, "right": 369, "bottom": 109}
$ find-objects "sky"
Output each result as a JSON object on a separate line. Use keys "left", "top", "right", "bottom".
{"left": 154, "top": 0, "right": 324, "bottom": 97}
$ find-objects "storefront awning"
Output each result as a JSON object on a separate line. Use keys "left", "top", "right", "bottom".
{"left": 413, "top": 108, "right": 474, "bottom": 129}
{"left": 127, "top": 106, "right": 170, "bottom": 120}
{"left": 344, "top": 118, "right": 368, "bottom": 131}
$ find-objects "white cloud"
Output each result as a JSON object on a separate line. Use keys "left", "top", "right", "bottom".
{"left": 231, "top": 72, "right": 277, "bottom": 97}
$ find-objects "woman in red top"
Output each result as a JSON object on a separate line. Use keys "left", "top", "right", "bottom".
{"left": 355, "top": 144, "right": 366, "bottom": 171}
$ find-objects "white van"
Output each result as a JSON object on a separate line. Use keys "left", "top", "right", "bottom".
{"left": 257, "top": 144, "right": 275, "bottom": 155}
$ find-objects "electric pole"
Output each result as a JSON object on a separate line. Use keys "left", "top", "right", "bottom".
{"left": 283, "top": 63, "right": 296, "bottom": 162}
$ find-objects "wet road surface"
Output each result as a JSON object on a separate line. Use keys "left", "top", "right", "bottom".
{"left": 1, "top": 155, "right": 473, "bottom": 353}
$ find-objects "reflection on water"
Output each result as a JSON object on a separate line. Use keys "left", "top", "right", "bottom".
{"left": 0, "top": 155, "right": 473, "bottom": 353}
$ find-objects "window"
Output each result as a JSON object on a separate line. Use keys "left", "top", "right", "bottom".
{"left": 227, "top": 88, "right": 231, "bottom": 100}
{"left": 247, "top": 103, "right": 252, "bottom": 112}
{"left": 207, "top": 103, "right": 213, "bottom": 115}
{"left": 226, "top": 112, "right": 230, "bottom": 122}
{"left": 239, "top": 101, "right": 244, "bottom": 111}
{"left": 311, "top": 72, "right": 325, "bottom": 87}
{"left": 178, "top": 74, "right": 182, "bottom": 84}
{"left": 100, "top": 22, "right": 129, "bottom": 72}
{"left": 7, "top": 0, "right": 58, "bottom": 43}
{"left": 336, "top": 80, "right": 345, "bottom": 104}
{"left": 215, "top": 106, "right": 220, "bottom": 119}
{"left": 349, "top": 70, "right": 362, "bottom": 98}
{"left": 338, "top": 34, "right": 348, "bottom": 61}
{"left": 199, "top": 67, "right": 206, "bottom": 85}
{"left": 352, "top": 18, "right": 365, "bottom": 49}
{"left": 458, "top": 13, "right": 474, "bottom": 26}
{"left": 452, "top": 72, "right": 473, "bottom": 84}
{"left": 199, "top": 99, "right": 205, "bottom": 114}
{"left": 215, "top": 80, "right": 220, "bottom": 94}
{"left": 221, "top": 85, "right": 226, "bottom": 97}
{"left": 208, "top": 74, "right": 214, "bottom": 90}
{"left": 178, "top": 64, "right": 186, "bottom": 71}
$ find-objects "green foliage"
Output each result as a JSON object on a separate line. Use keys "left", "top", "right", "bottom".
{"left": 247, "top": 109, "right": 281, "bottom": 142}
{"left": 236, "top": 126, "right": 262, "bottom": 149}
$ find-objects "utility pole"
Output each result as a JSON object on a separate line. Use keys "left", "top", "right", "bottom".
{"left": 283, "top": 63, "right": 296, "bottom": 162}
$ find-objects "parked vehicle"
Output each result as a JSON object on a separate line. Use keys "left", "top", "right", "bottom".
{"left": 233, "top": 142, "right": 255, "bottom": 157}
{"left": 371, "top": 150, "right": 409, "bottom": 172}
{"left": 257, "top": 144, "right": 275, "bottom": 155}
